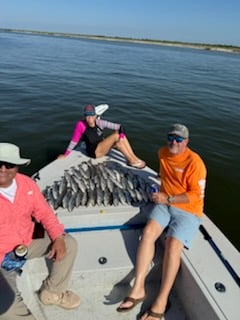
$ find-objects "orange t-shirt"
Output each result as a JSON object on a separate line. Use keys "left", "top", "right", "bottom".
{"left": 158, "top": 146, "right": 207, "bottom": 217}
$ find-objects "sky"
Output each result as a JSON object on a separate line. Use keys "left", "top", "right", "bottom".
{"left": 1, "top": 0, "right": 240, "bottom": 46}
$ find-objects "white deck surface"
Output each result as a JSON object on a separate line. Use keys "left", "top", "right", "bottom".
{"left": 18, "top": 229, "right": 186, "bottom": 320}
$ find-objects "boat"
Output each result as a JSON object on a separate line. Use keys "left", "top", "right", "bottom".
{"left": 12, "top": 143, "right": 239, "bottom": 320}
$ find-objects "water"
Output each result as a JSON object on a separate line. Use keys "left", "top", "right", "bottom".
{"left": 0, "top": 31, "right": 239, "bottom": 251}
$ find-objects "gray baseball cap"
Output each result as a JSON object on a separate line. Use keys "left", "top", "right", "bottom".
{"left": 168, "top": 124, "right": 189, "bottom": 139}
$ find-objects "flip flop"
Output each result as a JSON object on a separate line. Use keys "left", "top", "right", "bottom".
{"left": 116, "top": 296, "right": 145, "bottom": 312}
{"left": 145, "top": 309, "right": 164, "bottom": 319}
{"left": 128, "top": 160, "right": 146, "bottom": 169}
{"left": 142, "top": 300, "right": 171, "bottom": 319}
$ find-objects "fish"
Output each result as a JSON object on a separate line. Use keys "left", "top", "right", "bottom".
{"left": 103, "top": 188, "right": 112, "bottom": 206}
{"left": 86, "top": 189, "right": 96, "bottom": 207}
{"left": 96, "top": 188, "right": 104, "bottom": 206}
{"left": 62, "top": 188, "right": 73, "bottom": 209}
{"left": 76, "top": 178, "right": 86, "bottom": 193}
{"left": 78, "top": 161, "right": 91, "bottom": 179}
{"left": 58, "top": 176, "right": 68, "bottom": 196}
{"left": 106, "top": 178, "right": 114, "bottom": 192}
{"left": 112, "top": 188, "right": 120, "bottom": 206}
{"left": 117, "top": 188, "right": 127, "bottom": 205}
{"left": 75, "top": 191, "right": 82, "bottom": 207}
{"left": 67, "top": 192, "right": 76, "bottom": 212}
{"left": 42, "top": 159, "right": 153, "bottom": 211}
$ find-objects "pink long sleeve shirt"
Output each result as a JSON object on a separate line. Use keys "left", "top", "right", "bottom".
{"left": 0, "top": 173, "right": 64, "bottom": 264}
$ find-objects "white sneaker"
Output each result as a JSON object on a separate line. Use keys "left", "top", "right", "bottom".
{"left": 39, "top": 289, "right": 80, "bottom": 309}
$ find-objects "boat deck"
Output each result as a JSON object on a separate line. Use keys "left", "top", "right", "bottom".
{"left": 18, "top": 226, "right": 186, "bottom": 320}
{"left": 17, "top": 205, "right": 240, "bottom": 320}
{"left": 14, "top": 149, "right": 240, "bottom": 320}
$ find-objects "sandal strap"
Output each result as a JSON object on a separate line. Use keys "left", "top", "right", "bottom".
{"left": 147, "top": 309, "right": 164, "bottom": 319}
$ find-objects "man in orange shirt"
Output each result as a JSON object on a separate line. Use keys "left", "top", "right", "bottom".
{"left": 117, "top": 124, "right": 207, "bottom": 320}
{"left": 0, "top": 143, "right": 80, "bottom": 319}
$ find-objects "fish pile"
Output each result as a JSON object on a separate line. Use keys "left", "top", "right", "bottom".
{"left": 42, "top": 160, "right": 154, "bottom": 212}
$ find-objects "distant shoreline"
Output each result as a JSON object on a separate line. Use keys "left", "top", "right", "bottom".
{"left": 1, "top": 28, "right": 240, "bottom": 54}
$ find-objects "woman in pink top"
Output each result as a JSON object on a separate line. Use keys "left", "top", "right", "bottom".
{"left": 59, "top": 104, "right": 146, "bottom": 169}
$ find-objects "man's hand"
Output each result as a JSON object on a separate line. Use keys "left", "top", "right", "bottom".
{"left": 151, "top": 191, "right": 168, "bottom": 204}
{"left": 49, "top": 236, "right": 66, "bottom": 262}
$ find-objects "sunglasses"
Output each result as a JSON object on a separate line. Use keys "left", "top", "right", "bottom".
{"left": 84, "top": 113, "right": 96, "bottom": 117}
{"left": 167, "top": 134, "right": 185, "bottom": 143}
{"left": 0, "top": 161, "right": 17, "bottom": 169}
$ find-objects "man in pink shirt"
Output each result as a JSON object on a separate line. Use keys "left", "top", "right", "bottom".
{"left": 0, "top": 143, "right": 80, "bottom": 319}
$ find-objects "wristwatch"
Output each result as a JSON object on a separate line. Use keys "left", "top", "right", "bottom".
{"left": 167, "top": 195, "right": 175, "bottom": 204}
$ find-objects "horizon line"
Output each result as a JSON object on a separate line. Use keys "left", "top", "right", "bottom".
{"left": 1, "top": 28, "right": 239, "bottom": 53}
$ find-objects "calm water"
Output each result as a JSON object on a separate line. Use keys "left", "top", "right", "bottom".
{"left": 0, "top": 31, "right": 239, "bottom": 250}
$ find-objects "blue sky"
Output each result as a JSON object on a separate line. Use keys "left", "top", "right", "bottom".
{"left": 1, "top": 0, "right": 240, "bottom": 46}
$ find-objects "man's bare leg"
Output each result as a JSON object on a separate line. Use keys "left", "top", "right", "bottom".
{"left": 117, "top": 220, "right": 163, "bottom": 310}
{"left": 140, "top": 237, "right": 183, "bottom": 320}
